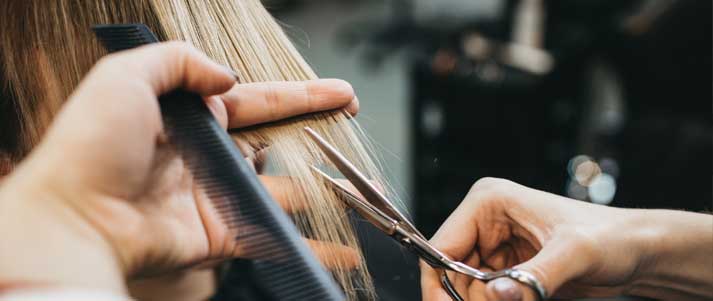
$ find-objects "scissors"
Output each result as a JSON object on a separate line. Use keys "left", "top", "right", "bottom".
{"left": 304, "top": 127, "right": 547, "bottom": 301}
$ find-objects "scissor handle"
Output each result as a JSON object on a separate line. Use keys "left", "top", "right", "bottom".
{"left": 440, "top": 270, "right": 464, "bottom": 301}
{"left": 439, "top": 269, "right": 546, "bottom": 301}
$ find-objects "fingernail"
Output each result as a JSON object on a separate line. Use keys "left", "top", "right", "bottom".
{"left": 223, "top": 65, "right": 240, "bottom": 82}
{"left": 492, "top": 278, "right": 522, "bottom": 301}
{"left": 345, "top": 95, "right": 359, "bottom": 118}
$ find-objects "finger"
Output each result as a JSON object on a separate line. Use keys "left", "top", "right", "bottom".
{"left": 96, "top": 41, "right": 236, "bottom": 97}
{"left": 345, "top": 95, "right": 360, "bottom": 117}
{"left": 452, "top": 253, "right": 482, "bottom": 293}
{"left": 429, "top": 194, "right": 482, "bottom": 260}
{"left": 449, "top": 270, "right": 471, "bottom": 299}
{"left": 205, "top": 95, "right": 228, "bottom": 129}
{"left": 430, "top": 178, "right": 517, "bottom": 261}
{"left": 305, "top": 239, "right": 360, "bottom": 270}
{"left": 466, "top": 277, "right": 488, "bottom": 301}
{"left": 463, "top": 250, "right": 482, "bottom": 269}
{"left": 258, "top": 175, "right": 370, "bottom": 214}
{"left": 253, "top": 147, "right": 269, "bottom": 173}
{"left": 259, "top": 175, "right": 308, "bottom": 213}
{"left": 443, "top": 253, "right": 482, "bottom": 299}
{"left": 482, "top": 243, "right": 513, "bottom": 271}
{"left": 223, "top": 231, "right": 359, "bottom": 270}
{"left": 499, "top": 238, "right": 590, "bottom": 300}
{"left": 221, "top": 79, "right": 357, "bottom": 128}
{"left": 462, "top": 265, "right": 491, "bottom": 301}
{"left": 242, "top": 144, "right": 270, "bottom": 174}
{"left": 419, "top": 261, "right": 453, "bottom": 301}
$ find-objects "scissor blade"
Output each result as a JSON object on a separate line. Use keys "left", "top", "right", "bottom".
{"left": 304, "top": 127, "right": 425, "bottom": 239}
{"left": 309, "top": 166, "right": 399, "bottom": 234}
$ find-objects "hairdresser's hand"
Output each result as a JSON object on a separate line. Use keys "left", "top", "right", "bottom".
{"left": 420, "top": 178, "right": 713, "bottom": 301}
{"left": 0, "top": 42, "right": 359, "bottom": 294}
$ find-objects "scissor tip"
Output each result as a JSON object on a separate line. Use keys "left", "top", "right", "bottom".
{"left": 303, "top": 127, "right": 322, "bottom": 142}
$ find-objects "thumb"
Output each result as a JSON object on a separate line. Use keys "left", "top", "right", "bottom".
{"left": 486, "top": 238, "right": 591, "bottom": 300}
{"left": 485, "top": 278, "right": 523, "bottom": 301}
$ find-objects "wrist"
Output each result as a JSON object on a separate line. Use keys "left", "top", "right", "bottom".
{"left": 626, "top": 209, "right": 713, "bottom": 299}
{"left": 0, "top": 175, "right": 128, "bottom": 295}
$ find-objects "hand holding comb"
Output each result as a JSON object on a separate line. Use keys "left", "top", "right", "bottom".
{"left": 92, "top": 24, "right": 344, "bottom": 300}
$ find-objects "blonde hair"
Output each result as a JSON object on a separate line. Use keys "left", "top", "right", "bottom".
{"left": 0, "top": 0, "right": 391, "bottom": 299}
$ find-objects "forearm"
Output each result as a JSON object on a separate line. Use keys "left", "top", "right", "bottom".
{"left": 628, "top": 209, "right": 713, "bottom": 300}
{"left": 0, "top": 179, "right": 128, "bottom": 296}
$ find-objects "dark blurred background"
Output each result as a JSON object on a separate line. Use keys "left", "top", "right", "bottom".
{"left": 265, "top": 0, "right": 712, "bottom": 300}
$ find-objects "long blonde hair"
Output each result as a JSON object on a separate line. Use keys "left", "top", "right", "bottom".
{"left": 0, "top": 0, "right": 390, "bottom": 299}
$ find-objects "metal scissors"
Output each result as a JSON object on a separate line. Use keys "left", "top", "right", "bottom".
{"left": 304, "top": 127, "right": 547, "bottom": 301}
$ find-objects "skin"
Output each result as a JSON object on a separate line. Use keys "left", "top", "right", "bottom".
{"left": 420, "top": 177, "right": 713, "bottom": 301}
{"left": 0, "top": 42, "right": 361, "bottom": 296}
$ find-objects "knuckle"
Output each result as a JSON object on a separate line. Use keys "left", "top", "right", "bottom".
{"left": 162, "top": 41, "right": 196, "bottom": 54}
{"left": 94, "top": 54, "right": 122, "bottom": 72}
{"left": 467, "top": 177, "right": 517, "bottom": 205}
{"left": 263, "top": 83, "right": 281, "bottom": 120}
{"left": 160, "top": 41, "right": 201, "bottom": 66}
{"left": 302, "top": 81, "right": 315, "bottom": 112}
{"left": 470, "top": 177, "right": 509, "bottom": 194}
{"left": 92, "top": 55, "right": 134, "bottom": 81}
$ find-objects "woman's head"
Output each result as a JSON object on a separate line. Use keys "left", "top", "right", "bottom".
{"left": 0, "top": 0, "right": 387, "bottom": 299}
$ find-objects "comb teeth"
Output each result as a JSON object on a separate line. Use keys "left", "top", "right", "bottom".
{"left": 158, "top": 93, "right": 339, "bottom": 299}
{"left": 92, "top": 24, "right": 158, "bottom": 51}
{"left": 92, "top": 24, "right": 344, "bottom": 300}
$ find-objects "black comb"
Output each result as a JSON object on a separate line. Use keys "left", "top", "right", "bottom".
{"left": 92, "top": 24, "right": 344, "bottom": 300}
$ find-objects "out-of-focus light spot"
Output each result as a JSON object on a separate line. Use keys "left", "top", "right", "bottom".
{"left": 476, "top": 61, "right": 503, "bottom": 82}
{"left": 432, "top": 50, "right": 458, "bottom": 76}
{"left": 463, "top": 33, "right": 490, "bottom": 61}
{"left": 567, "top": 154, "right": 592, "bottom": 177}
{"left": 422, "top": 101, "right": 444, "bottom": 138}
{"left": 599, "top": 157, "right": 620, "bottom": 178}
{"left": 566, "top": 180, "right": 588, "bottom": 200}
{"left": 588, "top": 173, "right": 616, "bottom": 205}
{"left": 574, "top": 160, "right": 601, "bottom": 186}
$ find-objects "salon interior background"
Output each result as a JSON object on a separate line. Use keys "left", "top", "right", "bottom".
{"left": 267, "top": 0, "right": 711, "bottom": 300}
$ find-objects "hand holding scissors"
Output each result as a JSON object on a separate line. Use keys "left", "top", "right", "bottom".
{"left": 305, "top": 127, "right": 546, "bottom": 301}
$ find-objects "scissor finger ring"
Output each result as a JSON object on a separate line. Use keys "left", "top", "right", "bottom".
{"left": 440, "top": 268, "right": 547, "bottom": 301}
